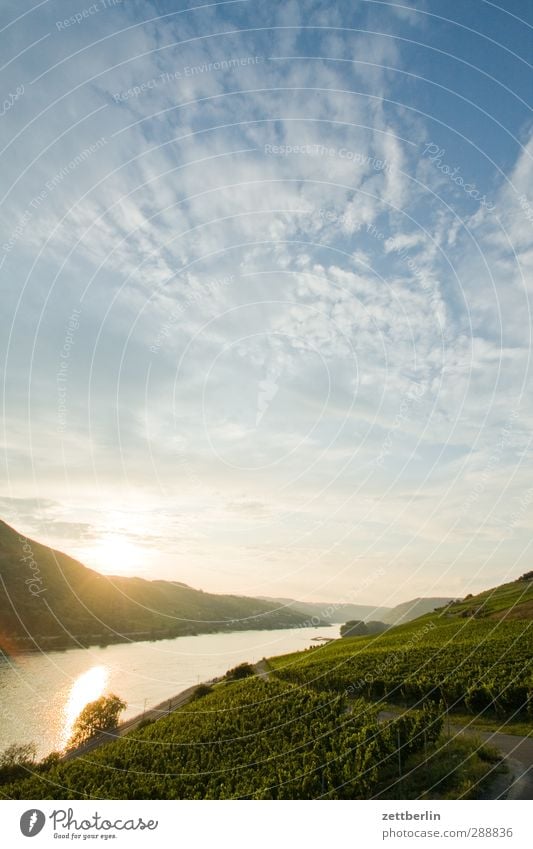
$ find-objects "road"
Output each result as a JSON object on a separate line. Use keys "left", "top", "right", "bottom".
{"left": 254, "top": 659, "right": 271, "bottom": 681}
{"left": 454, "top": 725, "right": 533, "bottom": 800}
{"left": 378, "top": 710, "right": 533, "bottom": 800}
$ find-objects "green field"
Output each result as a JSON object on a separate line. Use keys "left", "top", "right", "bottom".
{"left": 270, "top": 617, "right": 533, "bottom": 719}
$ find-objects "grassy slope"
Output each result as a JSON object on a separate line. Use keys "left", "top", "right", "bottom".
{"left": 0, "top": 520, "right": 309, "bottom": 650}
{"left": 444, "top": 577, "right": 533, "bottom": 621}
{"left": 268, "top": 577, "right": 533, "bottom": 728}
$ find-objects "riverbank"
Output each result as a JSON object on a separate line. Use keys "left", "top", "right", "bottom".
{"left": 2, "top": 619, "right": 331, "bottom": 656}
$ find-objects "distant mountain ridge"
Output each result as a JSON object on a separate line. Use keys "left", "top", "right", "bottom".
{"left": 0, "top": 520, "right": 312, "bottom": 652}
{"left": 381, "top": 596, "right": 455, "bottom": 625}
{"left": 260, "top": 595, "right": 454, "bottom": 626}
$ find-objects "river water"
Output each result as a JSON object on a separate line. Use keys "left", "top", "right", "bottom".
{"left": 0, "top": 625, "right": 338, "bottom": 758}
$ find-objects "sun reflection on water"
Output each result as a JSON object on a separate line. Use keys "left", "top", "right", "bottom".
{"left": 62, "top": 666, "right": 108, "bottom": 748}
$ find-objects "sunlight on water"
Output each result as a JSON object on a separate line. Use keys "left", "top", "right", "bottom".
{"left": 62, "top": 666, "right": 108, "bottom": 748}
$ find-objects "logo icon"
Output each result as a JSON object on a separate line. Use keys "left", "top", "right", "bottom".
{"left": 20, "top": 810, "right": 46, "bottom": 837}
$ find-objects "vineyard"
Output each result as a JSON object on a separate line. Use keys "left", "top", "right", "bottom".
{"left": 2, "top": 678, "right": 448, "bottom": 800}
{"left": 269, "top": 616, "right": 533, "bottom": 718}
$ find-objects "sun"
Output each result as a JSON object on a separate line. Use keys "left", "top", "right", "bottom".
{"left": 77, "top": 534, "right": 147, "bottom": 576}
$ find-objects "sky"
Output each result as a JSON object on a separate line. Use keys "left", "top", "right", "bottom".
{"left": 1, "top": 0, "right": 532, "bottom": 607}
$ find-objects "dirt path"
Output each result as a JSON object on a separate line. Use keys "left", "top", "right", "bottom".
{"left": 454, "top": 726, "right": 533, "bottom": 800}
{"left": 254, "top": 659, "right": 271, "bottom": 681}
{"left": 378, "top": 710, "right": 533, "bottom": 800}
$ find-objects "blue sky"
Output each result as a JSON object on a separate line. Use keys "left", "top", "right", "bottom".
{"left": 1, "top": 0, "right": 532, "bottom": 606}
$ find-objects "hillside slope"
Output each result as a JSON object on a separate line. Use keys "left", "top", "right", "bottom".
{"left": 0, "top": 520, "right": 311, "bottom": 652}
{"left": 260, "top": 597, "right": 392, "bottom": 622}
{"left": 380, "top": 596, "right": 454, "bottom": 625}
{"left": 261, "top": 595, "right": 454, "bottom": 625}
{"left": 442, "top": 574, "right": 533, "bottom": 621}
{"left": 269, "top": 573, "right": 533, "bottom": 721}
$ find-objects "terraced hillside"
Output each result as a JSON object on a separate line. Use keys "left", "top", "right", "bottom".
{"left": 269, "top": 576, "right": 533, "bottom": 719}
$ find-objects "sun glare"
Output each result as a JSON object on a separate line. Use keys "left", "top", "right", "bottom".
{"left": 78, "top": 534, "right": 147, "bottom": 576}
{"left": 62, "top": 665, "right": 108, "bottom": 747}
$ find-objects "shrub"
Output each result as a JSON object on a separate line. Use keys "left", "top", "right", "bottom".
{"left": 192, "top": 684, "right": 213, "bottom": 699}
{"left": 67, "top": 694, "right": 127, "bottom": 750}
{"left": 226, "top": 663, "right": 255, "bottom": 680}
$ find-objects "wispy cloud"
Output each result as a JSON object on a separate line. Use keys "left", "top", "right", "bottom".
{"left": 1, "top": 0, "right": 532, "bottom": 600}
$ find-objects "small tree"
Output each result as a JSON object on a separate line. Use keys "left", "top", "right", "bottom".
{"left": 67, "top": 694, "right": 126, "bottom": 750}
{"left": 0, "top": 742, "right": 36, "bottom": 785}
{"left": 0, "top": 742, "right": 36, "bottom": 768}
{"left": 226, "top": 662, "right": 254, "bottom": 680}
{"left": 193, "top": 683, "right": 213, "bottom": 699}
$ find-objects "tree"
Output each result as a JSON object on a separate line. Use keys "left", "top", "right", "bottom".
{"left": 0, "top": 742, "right": 36, "bottom": 768}
{"left": 193, "top": 683, "right": 213, "bottom": 699}
{"left": 226, "top": 662, "right": 255, "bottom": 680}
{"left": 365, "top": 620, "right": 388, "bottom": 635}
{"left": 0, "top": 742, "right": 36, "bottom": 785}
{"left": 67, "top": 694, "right": 126, "bottom": 750}
{"left": 340, "top": 620, "right": 369, "bottom": 638}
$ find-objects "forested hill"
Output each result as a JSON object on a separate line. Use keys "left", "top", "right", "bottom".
{"left": 0, "top": 520, "right": 311, "bottom": 652}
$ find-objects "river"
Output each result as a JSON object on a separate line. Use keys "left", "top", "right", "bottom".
{"left": 0, "top": 625, "right": 338, "bottom": 758}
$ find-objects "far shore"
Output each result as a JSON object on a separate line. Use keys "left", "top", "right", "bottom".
{"left": 1, "top": 621, "right": 331, "bottom": 657}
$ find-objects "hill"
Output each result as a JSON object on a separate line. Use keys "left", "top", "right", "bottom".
{"left": 269, "top": 573, "right": 533, "bottom": 720}
{"left": 380, "top": 597, "right": 455, "bottom": 625}
{"left": 0, "top": 520, "right": 312, "bottom": 652}
{"left": 441, "top": 573, "right": 533, "bottom": 621}
{"left": 260, "top": 597, "right": 391, "bottom": 622}
{"left": 261, "top": 595, "right": 454, "bottom": 625}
